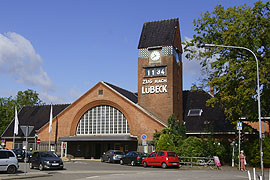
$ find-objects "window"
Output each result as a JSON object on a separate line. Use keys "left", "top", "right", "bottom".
{"left": 149, "top": 152, "right": 157, "bottom": 158}
{"left": 7, "top": 151, "right": 15, "bottom": 158}
{"left": 76, "top": 105, "right": 130, "bottom": 135}
{"left": 0, "top": 151, "right": 8, "bottom": 159}
{"left": 167, "top": 152, "right": 177, "bottom": 157}
{"left": 187, "top": 109, "right": 203, "bottom": 116}
{"left": 98, "top": 90, "right": 103, "bottom": 95}
{"left": 157, "top": 152, "right": 165, "bottom": 157}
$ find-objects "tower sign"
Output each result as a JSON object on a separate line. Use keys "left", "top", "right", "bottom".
{"left": 137, "top": 18, "right": 183, "bottom": 124}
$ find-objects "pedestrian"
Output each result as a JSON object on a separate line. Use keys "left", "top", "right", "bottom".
{"left": 240, "top": 150, "right": 246, "bottom": 171}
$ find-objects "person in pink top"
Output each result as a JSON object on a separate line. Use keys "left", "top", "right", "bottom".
{"left": 240, "top": 150, "right": 246, "bottom": 171}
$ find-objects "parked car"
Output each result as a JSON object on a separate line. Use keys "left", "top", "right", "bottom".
{"left": 101, "top": 150, "right": 125, "bottom": 163}
{"left": 29, "top": 151, "right": 63, "bottom": 171}
{"left": 142, "top": 151, "right": 179, "bottom": 168}
{"left": 120, "top": 151, "right": 148, "bottom": 166}
{"left": 0, "top": 149, "right": 19, "bottom": 174}
{"left": 12, "top": 149, "right": 32, "bottom": 162}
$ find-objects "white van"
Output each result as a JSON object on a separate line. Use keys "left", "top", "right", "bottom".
{"left": 0, "top": 149, "right": 19, "bottom": 174}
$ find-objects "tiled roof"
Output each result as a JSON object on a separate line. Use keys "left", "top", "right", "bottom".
{"left": 1, "top": 104, "right": 70, "bottom": 138}
{"left": 183, "top": 90, "right": 235, "bottom": 133}
{"left": 138, "top": 18, "right": 179, "bottom": 49}
{"left": 103, "top": 82, "right": 138, "bottom": 104}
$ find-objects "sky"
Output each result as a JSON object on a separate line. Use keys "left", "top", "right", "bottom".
{"left": 0, "top": 0, "right": 265, "bottom": 104}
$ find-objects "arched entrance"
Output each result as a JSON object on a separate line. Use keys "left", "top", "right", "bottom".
{"left": 60, "top": 105, "right": 137, "bottom": 159}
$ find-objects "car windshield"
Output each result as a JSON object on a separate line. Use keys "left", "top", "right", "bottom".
{"left": 114, "top": 151, "right": 124, "bottom": 155}
{"left": 40, "top": 152, "right": 58, "bottom": 158}
{"left": 167, "top": 152, "right": 177, "bottom": 157}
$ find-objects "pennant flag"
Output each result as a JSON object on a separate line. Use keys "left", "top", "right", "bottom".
{"left": 14, "top": 106, "right": 19, "bottom": 135}
{"left": 49, "top": 105, "right": 53, "bottom": 134}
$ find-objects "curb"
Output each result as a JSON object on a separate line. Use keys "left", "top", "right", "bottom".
{"left": 0, "top": 173, "right": 52, "bottom": 180}
{"left": 71, "top": 159, "right": 101, "bottom": 162}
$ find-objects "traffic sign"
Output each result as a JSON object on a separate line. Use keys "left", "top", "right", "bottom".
{"left": 237, "top": 122, "right": 242, "bottom": 130}
{"left": 141, "top": 134, "right": 147, "bottom": 140}
{"left": 20, "top": 126, "right": 34, "bottom": 136}
{"left": 37, "top": 139, "right": 41, "bottom": 144}
{"left": 62, "top": 142, "right": 67, "bottom": 149}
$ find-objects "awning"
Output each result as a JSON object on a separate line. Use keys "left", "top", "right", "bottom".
{"left": 59, "top": 135, "right": 138, "bottom": 142}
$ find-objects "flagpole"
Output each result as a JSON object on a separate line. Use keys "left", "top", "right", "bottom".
{"left": 13, "top": 133, "right": 15, "bottom": 149}
{"left": 13, "top": 106, "right": 19, "bottom": 149}
{"left": 48, "top": 104, "right": 53, "bottom": 151}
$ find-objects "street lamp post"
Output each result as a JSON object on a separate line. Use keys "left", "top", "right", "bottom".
{"left": 203, "top": 44, "right": 264, "bottom": 178}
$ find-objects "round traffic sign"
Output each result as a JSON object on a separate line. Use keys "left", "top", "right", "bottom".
{"left": 141, "top": 134, "right": 147, "bottom": 140}
{"left": 37, "top": 139, "right": 41, "bottom": 144}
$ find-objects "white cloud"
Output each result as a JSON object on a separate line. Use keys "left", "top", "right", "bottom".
{"left": 40, "top": 91, "right": 66, "bottom": 104}
{"left": 0, "top": 32, "right": 55, "bottom": 91}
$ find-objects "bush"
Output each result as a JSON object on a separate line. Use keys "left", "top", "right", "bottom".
{"left": 248, "top": 136, "right": 270, "bottom": 167}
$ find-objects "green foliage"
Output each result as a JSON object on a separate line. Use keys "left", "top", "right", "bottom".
{"left": 184, "top": 1, "right": 270, "bottom": 123}
{"left": 0, "top": 89, "right": 44, "bottom": 135}
{"left": 177, "top": 137, "right": 204, "bottom": 157}
{"left": 153, "top": 114, "right": 185, "bottom": 149}
{"left": 176, "top": 136, "right": 226, "bottom": 159}
{"left": 155, "top": 134, "right": 176, "bottom": 151}
{"left": 248, "top": 136, "right": 270, "bottom": 166}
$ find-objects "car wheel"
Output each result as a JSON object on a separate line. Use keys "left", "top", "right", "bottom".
{"left": 29, "top": 162, "right": 34, "bottom": 169}
{"left": 131, "top": 161, "right": 135, "bottom": 166}
{"left": 161, "top": 162, "right": 167, "bottom": 169}
{"left": 120, "top": 159, "right": 124, "bottom": 165}
{"left": 7, "top": 165, "right": 16, "bottom": 174}
{"left": 143, "top": 161, "right": 148, "bottom": 168}
{"left": 39, "top": 164, "right": 44, "bottom": 171}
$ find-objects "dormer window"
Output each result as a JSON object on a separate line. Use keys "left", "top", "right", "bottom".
{"left": 188, "top": 109, "right": 203, "bottom": 117}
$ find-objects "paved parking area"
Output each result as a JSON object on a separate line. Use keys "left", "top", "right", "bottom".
{"left": 0, "top": 160, "right": 268, "bottom": 180}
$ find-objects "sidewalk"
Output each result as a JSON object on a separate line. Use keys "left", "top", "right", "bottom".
{"left": 0, "top": 171, "right": 52, "bottom": 180}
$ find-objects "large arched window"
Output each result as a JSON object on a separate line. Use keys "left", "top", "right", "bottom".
{"left": 76, "top": 105, "right": 130, "bottom": 135}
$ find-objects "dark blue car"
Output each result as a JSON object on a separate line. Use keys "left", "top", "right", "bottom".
{"left": 29, "top": 151, "right": 63, "bottom": 171}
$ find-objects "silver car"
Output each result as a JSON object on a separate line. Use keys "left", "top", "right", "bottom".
{"left": 0, "top": 149, "right": 19, "bottom": 174}
{"left": 101, "top": 150, "right": 125, "bottom": 163}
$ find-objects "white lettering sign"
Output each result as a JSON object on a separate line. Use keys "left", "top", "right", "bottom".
{"left": 142, "top": 85, "right": 168, "bottom": 94}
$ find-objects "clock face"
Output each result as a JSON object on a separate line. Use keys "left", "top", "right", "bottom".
{"left": 150, "top": 50, "right": 161, "bottom": 61}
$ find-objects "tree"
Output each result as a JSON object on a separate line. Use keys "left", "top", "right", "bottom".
{"left": 0, "top": 89, "right": 44, "bottom": 135}
{"left": 184, "top": 1, "right": 270, "bottom": 123}
{"left": 153, "top": 114, "right": 186, "bottom": 150}
{"left": 155, "top": 134, "right": 176, "bottom": 151}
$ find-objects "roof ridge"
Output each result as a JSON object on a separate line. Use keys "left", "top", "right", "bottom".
{"left": 103, "top": 81, "right": 135, "bottom": 94}
{"left": 144, "top": 18, "right": 179, "bottom": 25}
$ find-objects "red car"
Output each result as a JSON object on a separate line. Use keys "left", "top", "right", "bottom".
{"left": 142, "top": 151, "right": 179, "bottom": 168}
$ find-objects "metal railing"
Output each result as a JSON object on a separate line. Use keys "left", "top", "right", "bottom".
{"left": 178, "top": 157, "right": 216, "bottom": 168}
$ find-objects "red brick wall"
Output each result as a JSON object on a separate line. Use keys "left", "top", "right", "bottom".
{"left": 38, "top": 82, "right": 166, "bottom": 142}
{"left": 138, "top": 54, "right": 182, "bottom": 124}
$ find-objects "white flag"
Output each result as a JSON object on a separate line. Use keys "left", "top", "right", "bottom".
{"left": 49, "top": 105, "right": 53, "bottom": 134}
{"left": 14, "top": 106, "right": 19, "bottom": 135}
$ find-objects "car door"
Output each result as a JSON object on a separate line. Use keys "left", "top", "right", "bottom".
{"left": 156, "top": 151, "right": 165, "bottom": 166}
{"left": 0, "top": 151, "right": 8, "bottom": 171}
{"left": 31, "top": 152, "right": 40, "bottom": 167}
{"left": 147, "top": 152, "right": 157, "bottom": 166}
{"left": 124, "top": 152, "right": 132, "bottom": 164}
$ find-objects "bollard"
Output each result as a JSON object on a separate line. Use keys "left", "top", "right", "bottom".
{"left": 247, "top": 170, "right": 251, "bottom": 180}
{"left": 254, "top": 168, "right": 256, "bottom": 180}
{"left": 259, "top": 175, "right": 262, "bottom": 180}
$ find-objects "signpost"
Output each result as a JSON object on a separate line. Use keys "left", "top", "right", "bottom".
{"left": 141, "top": 134, "right": 148, "bottom": 153}
{"left": 20, "top": 126, "right": 34, "bottom": 175}
{"left": 237, "top": 122, "right": 242, "bottom": 171}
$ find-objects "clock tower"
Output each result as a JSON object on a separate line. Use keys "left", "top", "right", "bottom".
{"left": 138, "top": 18, "right": 183, "bottom": 124}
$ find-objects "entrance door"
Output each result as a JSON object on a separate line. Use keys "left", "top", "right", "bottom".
{"left": 95, "top": 143, "right": 101, "bottom": 159}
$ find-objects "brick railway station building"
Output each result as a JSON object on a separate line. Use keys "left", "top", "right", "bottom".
{"left": 1, "top": 18, "right": 241, "bottom": 159}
